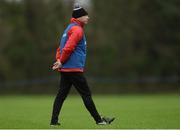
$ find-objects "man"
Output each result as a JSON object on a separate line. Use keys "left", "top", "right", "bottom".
{"left": 50, "top": 5, "right": 115, "bottom": 126}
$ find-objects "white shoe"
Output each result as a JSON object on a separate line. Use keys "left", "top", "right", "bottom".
{"left": 97, "top": 120, "right": 108, "bottom": 125}
{"left": 96, "top": 116, "right": 115, "bottom": 125}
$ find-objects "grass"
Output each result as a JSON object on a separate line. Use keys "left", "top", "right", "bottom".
{"left": 0, "top": 94, "right": 180, "bottom": 129}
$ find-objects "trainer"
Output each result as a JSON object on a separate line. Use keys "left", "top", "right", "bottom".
{"left": 50, "top": 5, "right": 114, "bottom": 126}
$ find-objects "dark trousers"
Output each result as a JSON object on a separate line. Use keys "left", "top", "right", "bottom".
{"left": 51, "top": 72, "right": 102, "bottom": 123}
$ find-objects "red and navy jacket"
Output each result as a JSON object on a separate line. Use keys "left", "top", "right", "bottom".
{"left": 55, "top": 18, "right": 87, "bottom": 72}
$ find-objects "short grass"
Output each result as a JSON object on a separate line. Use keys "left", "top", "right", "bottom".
{"left": 0, "top": 94, "right": 180, "bottom": 129}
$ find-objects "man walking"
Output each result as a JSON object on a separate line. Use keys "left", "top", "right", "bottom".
{"left": 51, "top": 5, "right": 115, "bottom": 126}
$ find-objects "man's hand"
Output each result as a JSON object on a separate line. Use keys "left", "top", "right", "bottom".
{"left": 52, "top": 60, "right": 62, "bottom": 70}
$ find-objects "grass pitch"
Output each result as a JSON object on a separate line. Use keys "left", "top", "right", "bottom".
{"left": 0, "top": 94, "right": 180, "bottom": 129}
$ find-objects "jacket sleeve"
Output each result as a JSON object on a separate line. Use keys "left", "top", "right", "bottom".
{"left": 56, "top": 47, "right": 61, "bottom": 61}
{"left": 60, "top": 26, "right": 83, "bottom": 64}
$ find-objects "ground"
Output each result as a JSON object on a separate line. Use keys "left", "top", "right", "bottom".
{"left": 0, "top": 94, "right": 180, "bottom": 129}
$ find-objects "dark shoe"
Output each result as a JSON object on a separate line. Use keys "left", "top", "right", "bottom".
{"left": 50, "top": 122, "right": 60, "bottom": 126}
{"left": 97, "top": 116, "right": 115, "bottom": 125}
{"left": 102, "top": 116, "right": 115, "bottom": 124}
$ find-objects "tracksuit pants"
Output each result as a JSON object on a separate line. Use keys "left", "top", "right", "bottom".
{"left": 51, "top": 72, "right": 102, "bottom": 123}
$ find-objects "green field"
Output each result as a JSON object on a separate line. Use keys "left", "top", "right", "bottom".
{"left": 0, "top": 94, "right": 180, "bottom": 129}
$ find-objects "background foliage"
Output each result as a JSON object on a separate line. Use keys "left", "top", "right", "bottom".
{"left": 0, "top": 0, "right": 180, "bottom": 93}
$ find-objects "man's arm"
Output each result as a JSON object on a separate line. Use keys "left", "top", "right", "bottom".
{"left": 52, "top": 47, "right": 61, "bottom": 70}
{"left": 56, "top": 47, "right": 61, "bottom": 61}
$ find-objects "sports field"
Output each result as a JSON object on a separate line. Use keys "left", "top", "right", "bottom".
{"left": 0, "top": 94, "right": 180, "bottom": 129}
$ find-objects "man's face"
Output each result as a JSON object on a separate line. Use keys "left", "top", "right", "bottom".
{"left": 78, "top": 15, "right": 89, "bottom": 24}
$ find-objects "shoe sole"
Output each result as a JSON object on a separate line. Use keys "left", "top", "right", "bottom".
{"left": 50, "top": 125, "right": 60, "bottom": 127}
{"left": 50, "top": 124, "right": 60, "bottom": 127}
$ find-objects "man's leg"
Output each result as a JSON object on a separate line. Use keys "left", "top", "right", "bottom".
{"left": 51, "top": 72, "right": 72, "bottom": 124}
{"left": 71, "top": 72, "right": 102, "bottom": 123}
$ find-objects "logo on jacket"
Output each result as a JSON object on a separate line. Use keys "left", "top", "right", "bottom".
{"left": 63, "top": 33, "right": 67, "bottom": 37}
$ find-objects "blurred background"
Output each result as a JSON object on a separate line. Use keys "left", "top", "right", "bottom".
{"left": 0, "top": 0, "right": 180, "bottom": 94}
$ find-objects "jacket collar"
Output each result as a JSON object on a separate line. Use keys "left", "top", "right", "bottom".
{"left": 71, "top": 18, "right": 84, "bottom": 27}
